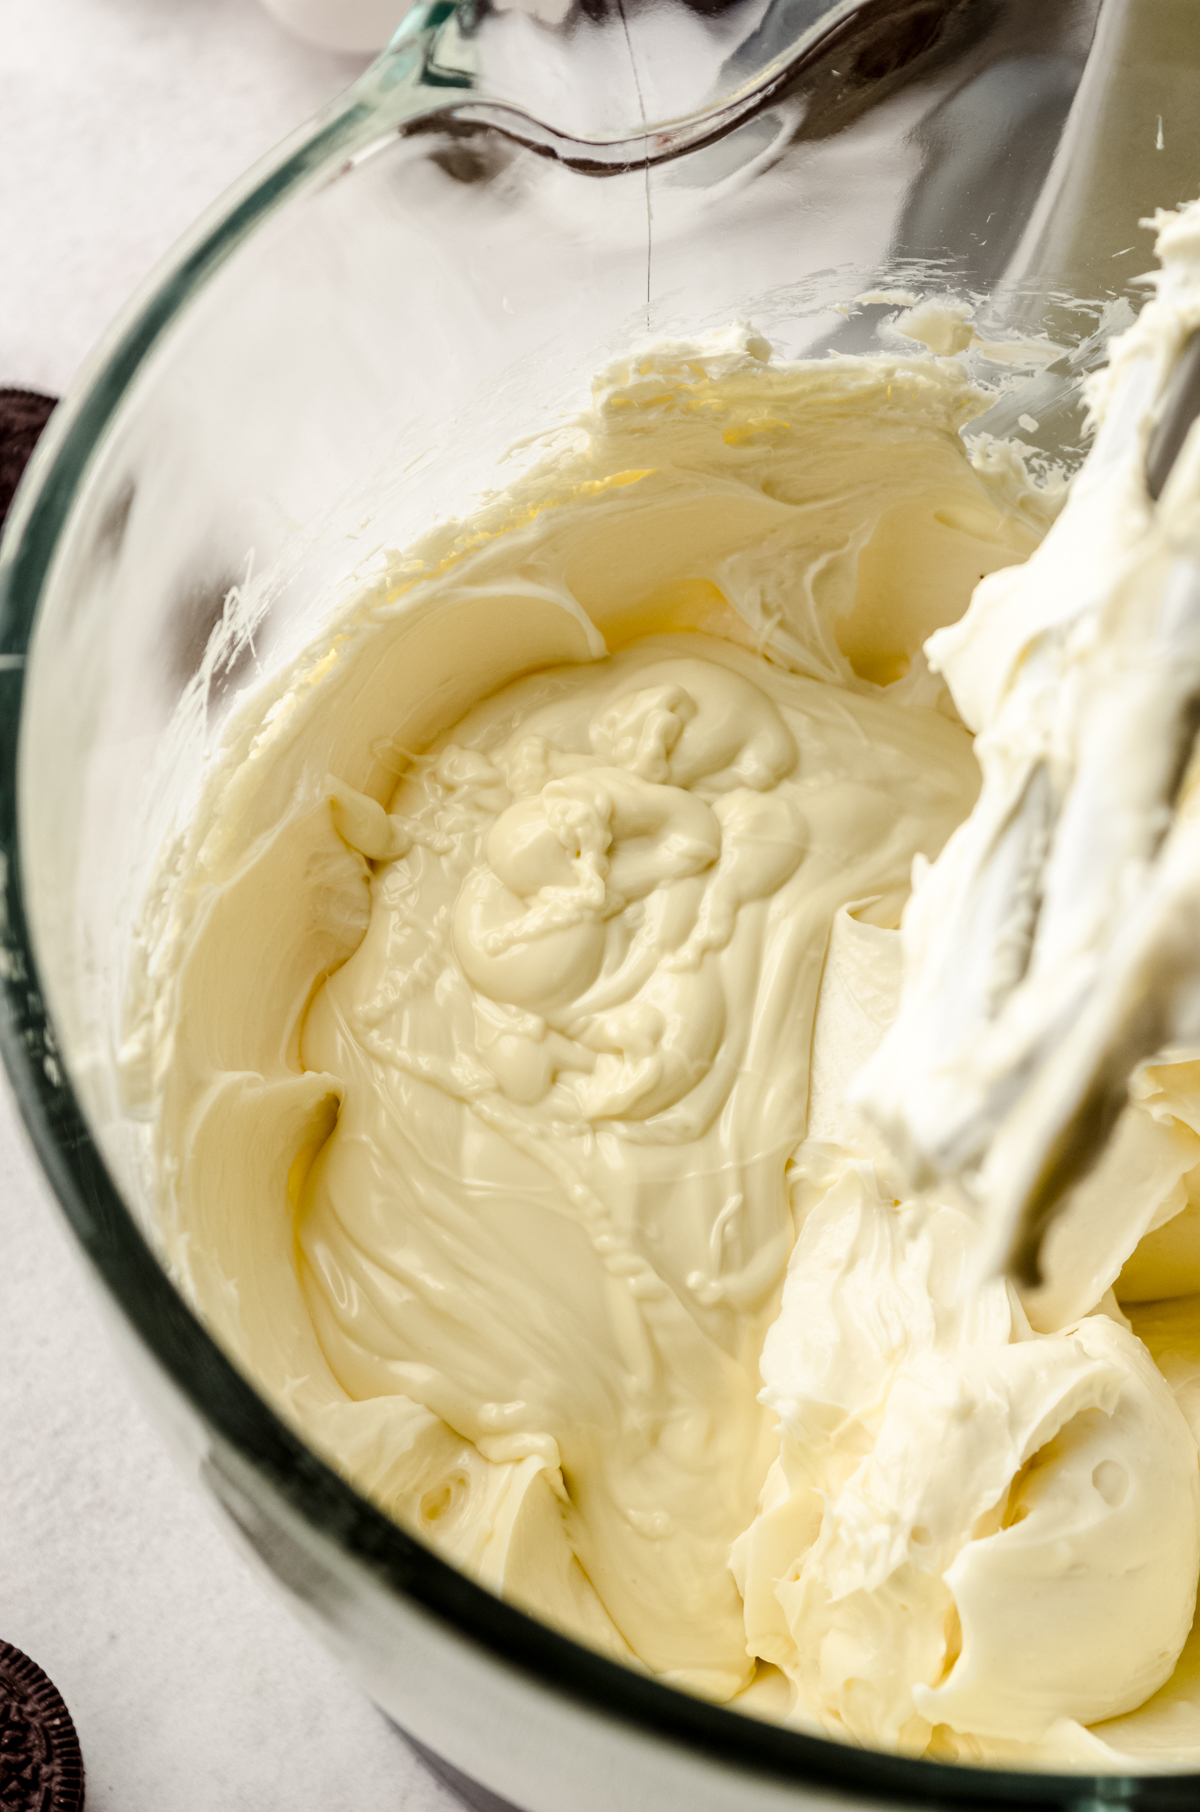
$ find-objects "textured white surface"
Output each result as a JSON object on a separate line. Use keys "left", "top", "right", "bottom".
{"left": 260, "top": 0, "right": 406, "bottom": 55}
{"left": 1, "top": 0, "right": 369, "bottom": 392}
{"left": 0, "top": 2, "right": 459, "bottom": 1805}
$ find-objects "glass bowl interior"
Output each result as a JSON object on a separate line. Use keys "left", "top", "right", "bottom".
{"left": 4, "top": 0, "right": 1200, "bottom": 1803}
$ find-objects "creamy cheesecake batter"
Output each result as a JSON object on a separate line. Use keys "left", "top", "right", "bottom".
{"left": 859, "top": 200, "right": 1200, "bottom": 1305}
{"left": 126, "top": 292, "right": 1200, "bottom": 1767}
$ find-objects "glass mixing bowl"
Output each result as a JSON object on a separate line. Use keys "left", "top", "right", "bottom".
{"left": 3, "top": 0, "right": 1200, "bottom": 1805}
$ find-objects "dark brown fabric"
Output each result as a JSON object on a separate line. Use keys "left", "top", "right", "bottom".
{"left": 0, "top": 390, "right": 58, "bottom": 534}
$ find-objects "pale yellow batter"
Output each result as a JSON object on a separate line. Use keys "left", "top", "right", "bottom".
{"left": 123, "top": 318, "right": 1200, "bottom": 1768}
{"left": 300, "top": 634, "right": 977, "bottom": 1692}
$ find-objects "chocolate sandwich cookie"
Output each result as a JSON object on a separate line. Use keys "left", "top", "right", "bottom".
{"left": 0, "top": 389, "right": 57, "bottom": 533}
{"left": 0, "top": 1640, "right": 85, "bottom": 1811}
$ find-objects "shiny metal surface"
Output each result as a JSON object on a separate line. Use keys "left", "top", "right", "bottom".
{"left": 1148, "top": 329, "right": 1200, "bottom": 500}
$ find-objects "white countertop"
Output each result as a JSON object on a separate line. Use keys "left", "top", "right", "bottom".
{"left": 0, "top": 3, "right": 461, "bottom": 1806}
